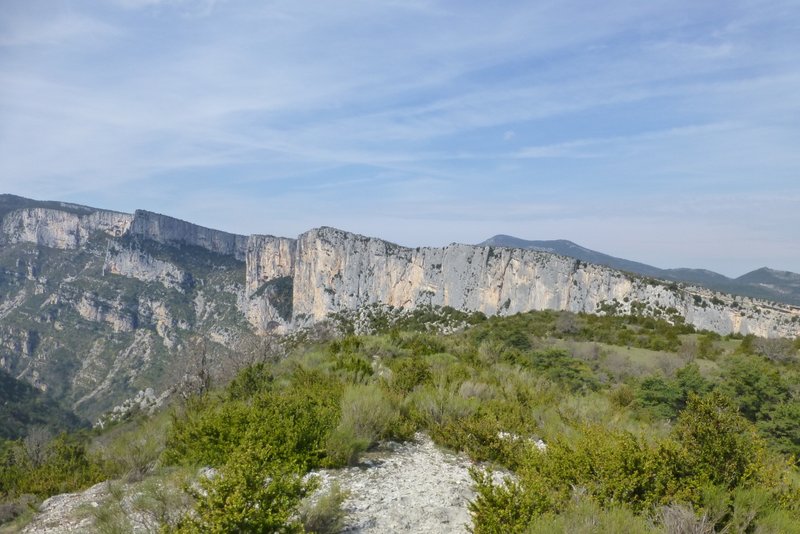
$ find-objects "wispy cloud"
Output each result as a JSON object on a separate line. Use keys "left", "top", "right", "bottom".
{"left": 0, "top": 0, "right": 798, "bottom": 274}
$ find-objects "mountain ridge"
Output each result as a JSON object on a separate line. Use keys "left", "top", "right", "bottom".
{"left": 1, "top": 195, "right": 798, "bottom": 429}
{"left": 479, "top": 235, "right": 800, "bottom": 306}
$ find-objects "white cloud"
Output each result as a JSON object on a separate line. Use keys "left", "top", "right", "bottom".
{"left": 0, "top": 0, "right": 798, "bottom": 273}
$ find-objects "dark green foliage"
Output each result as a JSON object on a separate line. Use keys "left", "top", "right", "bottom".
{"left": 0, "top": 369, "right": 88, "bottom": 440}
{"left": 758, "top": 401, "right": 800, "bottom": 461}
{"left": 165, "top": 369, "right": 342, "bottom": 470}
{"left": 636, "top": 376, "right": 683, "bottom": 419}
{"left": 432, "top": 413, "right": 530, "bottom": 469}
{"left": 469, "top": 310, "right": 693, "bottom": 355}
{"left": 329, "top": 338, "right": 373, "bottom": 383}
{"left": 332, "top": 353, "right": 373, "bottom": 383}
{"left": 175, "top": 443, "right": 311, "bottom": 533}
{"left": 226, "top": 362, "right": 274, "bottom": 400}
{"left": 470, "top": 392, "right": 791, "bottom": 532}
{"left": 673, "top": 393, "right": 767, "bottom": 489}
{"left": 388, "top": 356, "right": 432, "bottom": 394}
{"left": 525, "top": 349, "right": 598, "bottom": 392}
{"left": 717, "top": 355, "right": 790, "bottom": 421}
{"left": 635, "top": 363, "right": 711, "bottom": 420}
{"left": 0, "top": 432, "right": 103, "bottom": 499}
{"left": 401, "top": 332, "right": 446, "bottom": 356}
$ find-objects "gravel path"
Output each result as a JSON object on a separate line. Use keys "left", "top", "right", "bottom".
{"left": 311, "top": 434, "right": 477, "bottom": 533}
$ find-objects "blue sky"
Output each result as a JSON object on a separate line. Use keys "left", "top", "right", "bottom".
{"left": 1, "top": 0, "right": 798, "bottom": 276}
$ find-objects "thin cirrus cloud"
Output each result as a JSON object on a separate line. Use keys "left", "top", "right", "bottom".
{"left": 0, "top": 0, "right": 798, "bottom": 276}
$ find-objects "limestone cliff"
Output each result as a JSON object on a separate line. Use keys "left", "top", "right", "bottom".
{"left": 129, "top": 210, "right": 248, "bottom": 260}
{"left": 245, "top": 235, "right": 296, "bottom": 295}
{"left": 2, "top": 197, "right": 799, "bottom": 421}
{"left": 0, "top": 207, "right": 132, "bottom": 249}
{"left": 289, "top": 227, "right": 799, "bottom": 338}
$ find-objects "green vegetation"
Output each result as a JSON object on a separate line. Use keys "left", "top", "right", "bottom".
{"left": 0, "top": 370, "right": 88, "bottom": 440}
{"left": 0, "top": 235, "right": 255, "bottom": 421}
{"left": 1, "top": 308, "right": 799, "bottom": 531}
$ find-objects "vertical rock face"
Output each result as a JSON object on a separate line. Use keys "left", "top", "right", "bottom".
{"left": 245, "top": 235, "right": 296, "bottom": 295}
{"left": 0, "top": 208, "right": 133, "bottom": 249}
{"left": 289, "top": 226, "right": 647, "bottom": 318}
{"left": 105, "top": 246, "right": 192, "bottom": 291}
{"left": 129, "top": 210, "right": 248, "bottom": 260}
{"left": 0, "top": 199, "right": 797, "bottom": 340}
{"left": 291, "top": 227, "right": 799, "bottom": 338}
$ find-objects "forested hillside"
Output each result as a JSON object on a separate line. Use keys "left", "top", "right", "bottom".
{"left": 2, "top": 307, "right": 799, "bottom": 532}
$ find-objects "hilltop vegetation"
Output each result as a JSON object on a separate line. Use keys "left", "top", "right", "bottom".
{"left": 2, "top": 307, "right": 799, "bottom": 531}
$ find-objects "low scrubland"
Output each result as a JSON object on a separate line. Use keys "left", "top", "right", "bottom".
{"left": 2, "top": 306, "right": 800, "bottom": 532}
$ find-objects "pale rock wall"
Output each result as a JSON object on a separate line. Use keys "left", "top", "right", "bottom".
{"left": 0, "top": 208, "right": 133, "bottom": 249}
{"left": 245, "top": 235, "right": 296, "bottom": 294}
{"left": 74, "top": 294, "right": 137, "bottom": 333}
{"left": 290, "top": 227, "right": 800, "bottom": 338}
{"left": 129, "top": 210, "right": 248, "bottom": 260}
{"left": 105, "top": 246, "right": 191, "bottom": 291}
{"left": 2, "top": 206, "right": 797, "bottom": 338}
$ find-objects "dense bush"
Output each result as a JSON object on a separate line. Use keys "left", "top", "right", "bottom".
{"left": 470, "top": 392, "right": 798, "bottom": 533}
{"left": 0, "top": 432, "right": 103, "bottom": 499}
{"left": 164, "top": 369, "right": 342, "bottom": 470}
{"left": 175, "top": 443, "right": 313, "bottom": 533}
{"left": 635, "top": 363, "right": 711, "bottom": 420}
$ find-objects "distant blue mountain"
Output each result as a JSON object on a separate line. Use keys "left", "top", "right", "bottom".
{"left": 479, "top": 235, "right": 800, "bottom": 306}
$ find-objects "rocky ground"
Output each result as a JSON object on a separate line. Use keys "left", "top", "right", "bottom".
{"left": 20, "top": 482, "right": 110, "bottom": 533}
{"left": 312, "top": 434, "right": 478, "bottom": 533}
{"left": 19, "top": 434, "right": 487, "bottom": 533}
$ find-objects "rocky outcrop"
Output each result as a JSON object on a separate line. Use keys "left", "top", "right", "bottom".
{"left": 0, "top": 208, "right": 132, "bottom": 249}
{"left": 245, "top": 235, "right": 296, "bottom": 295}
{"left": 0, "top": 206, "right": 247, "bottom": 260}
{"left": 310, "top": 434, "right": 477, "bottom": 533}
{"left": 105, "top": 245, "right": 192, "bottom": 291}
{"left": 75, "top": 294, "right": 137, "bottom": 333}
{"left": 290, "top": 228, "right": 799, "bottom": 338}
{"left": 1, "top": 200, "right": 797, "bottom": 339}
{"left": 129, "top": 210, "right": 248, "bottom": 260}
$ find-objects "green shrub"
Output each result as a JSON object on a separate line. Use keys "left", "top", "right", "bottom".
{"left": 298, "top": 481, "right": 348, "bottom": 534}
{"left": 165, "top": 369, "right": 341, "bottom": 470}
{"left": 1, "top": 432, "right": 104, "bottom": 499}
{"left": 717, "top": 355, "right": 790, "bottom": 421}
{"left": 401, "top": 333, "right": 446, "bottom": 356}
{"left": 100, "top": 414, "right": 168, "bottom": 482}
{"left": 674, "top": 392, "right": 767, "bottom": 489}
{"left": 758, "top": 401, "right": 800, "bottom": 460}
{"left": 175, "top": 443, "right": 312, "bottom": 533}
{"left": 389, "top": 356, "right": 432, "bottom": 394}
{"left": 636, "top": 376, "right": 683, "bottom": 419}
{"left": 527, "top": 494, "right": 660, "bottom": 534}
{"left": 523, "top": 349, "right": 599, "bottom": 392}
{"left": 469, "top": 392, "right": 797, "bottom": 533}
{"left": 635, "top": 364, "right": 712, "bottom": 421}
{"left": 226, "top": 362, "right": 274, "bottom": 400}
{"left": 325, "top": 384, "right": 402, "bottom": 466}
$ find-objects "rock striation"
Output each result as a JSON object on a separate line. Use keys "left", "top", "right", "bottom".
{"left": 0, "top": 208, "right": 132, "bottom": 249}
{"left": 130, "top": 210, "right": 249, "bottom": 260}
{"left": 1, "top": 201, "right": 798, "bottom": 340}
{"left": 286, "top": 227, "right": 799, "bottom": 338}
{"left": 1, "top": 196, "right": 799, "bottom": 423}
